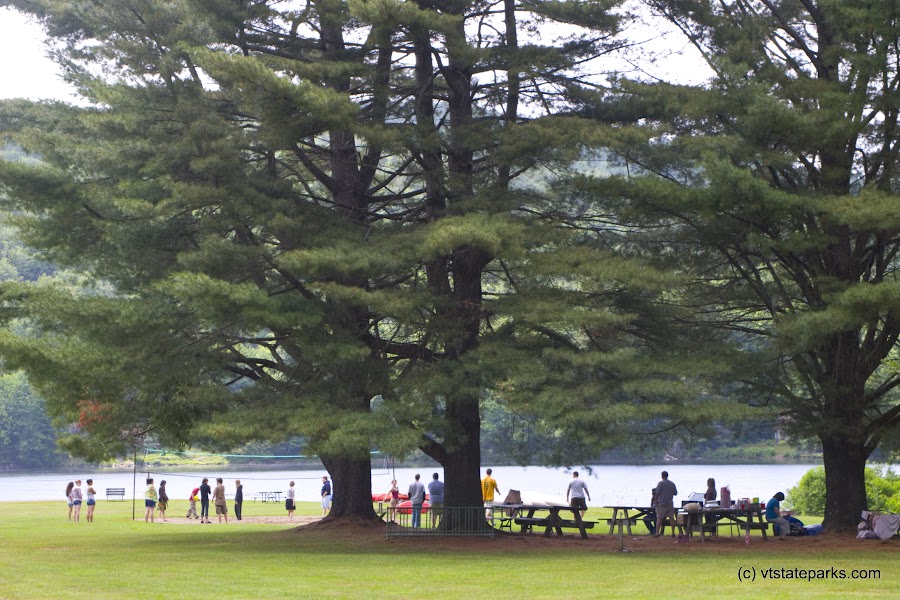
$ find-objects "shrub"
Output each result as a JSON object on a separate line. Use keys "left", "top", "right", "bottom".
{"left": 787, "top": 465, "right": 900, "bottom": 516}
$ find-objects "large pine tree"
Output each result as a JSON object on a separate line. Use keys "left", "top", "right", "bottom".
{"left": 3, "top": 0, "right": 682, "bottom": 519}
{"left": 582, "top": 0, "right": 900, "bottom": 530}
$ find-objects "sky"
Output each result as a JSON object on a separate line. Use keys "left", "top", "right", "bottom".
{"left": 0, "top": 5, "right": 707, "bottom": 104}
{"left": 0, "top": 8, "right": 77, "bottom": 102}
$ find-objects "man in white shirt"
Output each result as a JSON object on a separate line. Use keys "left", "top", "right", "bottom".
{"left": 566, "top": 471, "right": 591, "bottom": 517}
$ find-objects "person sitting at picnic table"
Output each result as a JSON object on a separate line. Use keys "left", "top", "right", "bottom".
{"left": 653, "top": 470, "right": 680, "bottom": 538}
{"left": 765, "top": 492, "right": 789, "bottom": 540}
{"left": 704, "top": 478, "right": 716, "bottom": 502}
{"left": 702, "top": 477, "right": 719, "bottom": 534}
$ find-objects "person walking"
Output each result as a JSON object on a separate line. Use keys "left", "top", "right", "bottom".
{"left": 286, "top": 481, "right": 296, "bottom": 521}
{"left": 653, "top": 471, "right": 680, "bottom": 538}
{"left": 234, "top": 480, "right": 243, "bottom": 521}
{"left": 185, "top": 488, "right": 200, "bottom": 520}
{"left": 408, "top": 474, "right": 426, "bottom": 529}
{"left": 321, "top": 476, "right": 332, "bottom": 518}
{"left": 566, "top": 471, "right": 591, "bottom": 518}
{"left": 144, "top": 478, "right": 157, "bottom": 523}
{"left": 213, "top": 477, "right": 228, "bottom": 524}
{"left": 157, "top": 480, "right": 169, "bottom": 522}
{"left": 85, "top": 479, "right": 97, "bottom": 523}
{"left": 199, "top": 478, "right": 211, "bottom": 523}
{"left": 427, "top": 473, "right": 444, "bottom": 528}
{"left": 481, "top": 468, "right": 501, "bottom": 520}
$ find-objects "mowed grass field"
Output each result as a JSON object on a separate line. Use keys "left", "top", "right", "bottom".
{"left": 0, "top": 500, "right": 896, "bottom": 599}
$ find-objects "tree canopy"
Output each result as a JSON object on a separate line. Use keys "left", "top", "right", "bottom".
{"left": 571, "top": 0, "right": 900, "bottom": 530}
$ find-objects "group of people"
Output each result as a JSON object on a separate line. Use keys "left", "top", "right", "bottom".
{"left": 640, "top": 471, "right": 791, "bottom": 540}
{"left": 384, "top": 472, "right": 445, "bottom": 528}
{"left": 70, "top": 474, "right": 336, "bottom": 523}
{"left": 141, "top": 477, "right": 243, "bottom": 524}
{"left": 64, "top": 479, "right": 97, "bottom": 523}
{"left": 482, "top": 467, "right": 793, "bottom": 542}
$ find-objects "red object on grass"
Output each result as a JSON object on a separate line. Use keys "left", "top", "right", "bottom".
{"left": 397, "top": 500, "right": 430, "bottom": 514}
{"left": 371, "top": 492, "right": 409, "bottom": 502}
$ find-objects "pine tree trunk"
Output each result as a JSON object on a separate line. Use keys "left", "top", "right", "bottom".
{"left": 820, "top": 434, "right": 871, "bottom": 533}
{"left": 320, "top": 455, "right": 378, "bottom": 521}
{"left": 439, "top": 393, "right": 487, "bottom": 531}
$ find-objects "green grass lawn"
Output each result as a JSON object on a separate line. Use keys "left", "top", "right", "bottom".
{"left": 0, "top": 501, "right": 896, "bottom": 599}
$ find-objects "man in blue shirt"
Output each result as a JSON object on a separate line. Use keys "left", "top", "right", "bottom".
{"left": 321, "top": 476, "right": 332, "bottom": 517}
{"left": 765, "top": 492, "right": 789, "bottom": 540}
{"left": 427, "top": 473, "right": 445, "bottom": 528}
{"left": 408, "top": 474, "right": 426, "bottom": 528}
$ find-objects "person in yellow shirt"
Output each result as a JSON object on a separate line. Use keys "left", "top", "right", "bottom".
{"left": 481, "top": 468, "right": 501, "bottom": 520}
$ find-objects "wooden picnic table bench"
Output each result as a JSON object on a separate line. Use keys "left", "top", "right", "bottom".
{"left": 603, "top": 506, "right": 655, "bottom": 535}
{"left": 106, "top": 488, "right": 126, "bottom": 501}
{"left": 509, "top": 505, "right": 594, "bottom": 539}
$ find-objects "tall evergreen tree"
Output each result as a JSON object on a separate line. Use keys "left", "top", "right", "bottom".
{"left": 2, "top": 0, "right": 667, "bottom": 520}
{"left": 583, "top": 0, "right": 900, "bottom": 530}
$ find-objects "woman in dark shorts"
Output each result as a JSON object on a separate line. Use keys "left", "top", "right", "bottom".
{"left": 286, "top": 481, "right": 296, "bottom": 521}
{"left": 144, "top": 478, "right": 157, "bottom": 523}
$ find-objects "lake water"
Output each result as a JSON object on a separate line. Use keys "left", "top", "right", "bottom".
{"left": 0, "top": 463, "right": 826, "bottom": 506}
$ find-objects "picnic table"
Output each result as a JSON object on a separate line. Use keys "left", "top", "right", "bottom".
{"left": 681, "top": 506, "right": 769, "bottom": 542}
{"left": 257, "top": 491, "right": 283, "bottom": 503}
{"left": 603, "top": 505, "right": 655, "bottom": 535}
{"left": 505, "top": 504, "right": 595, "bottom": 539}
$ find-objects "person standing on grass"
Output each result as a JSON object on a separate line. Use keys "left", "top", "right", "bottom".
{"left": 234, "top": 480, "right": 243, "bottom": 521}
{"left": 408, "top": 474, "right": 426, "bottom": 528}
{"left": 653, "top": 471, "right": 679, "bottom": 538}
{"left": 286, "top": 481, "right": 296, "bottom": 521}
{"left": 566, "top": 471, "right": 591, "bottom": 518}
{"left": 144, "top": 478, "right": 157, "bottom": 523}
{"left": 199, "top": 478, "right": 212, "bottom": 524}
{"left": 214, "top": 477, "right": 228, "bottom": 524}
{"left": 385, "top": 479, "right": 400, "bottom": 523}
{"left": 71, "top": 480, "right": 83, "bottom": 523}
{"left": 85, "top": 479, "right": 97, "bottom": 523}
{"left": 321, "top": 476, "right": 332, "bottom": 518}
{"left": 427, "top": 473, "right": 444, "bottom": 528}
{"left": 65, "top": 481, "right": 74, "bottom": 521}
{"left": 157, "top": 480, "right": 169, "bottom": 522}
{"left": 765, "top": 492, "right": 789, "bottom": 540}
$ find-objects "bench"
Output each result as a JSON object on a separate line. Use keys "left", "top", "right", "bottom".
{"left": 106, "top": 488, "right": 126, "bottom": 501}
{"left": 559, "top": 519, "right": 595, "bottom": 528}
{"left": 514, "top": 516, "right": 595, "bottom": 533}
